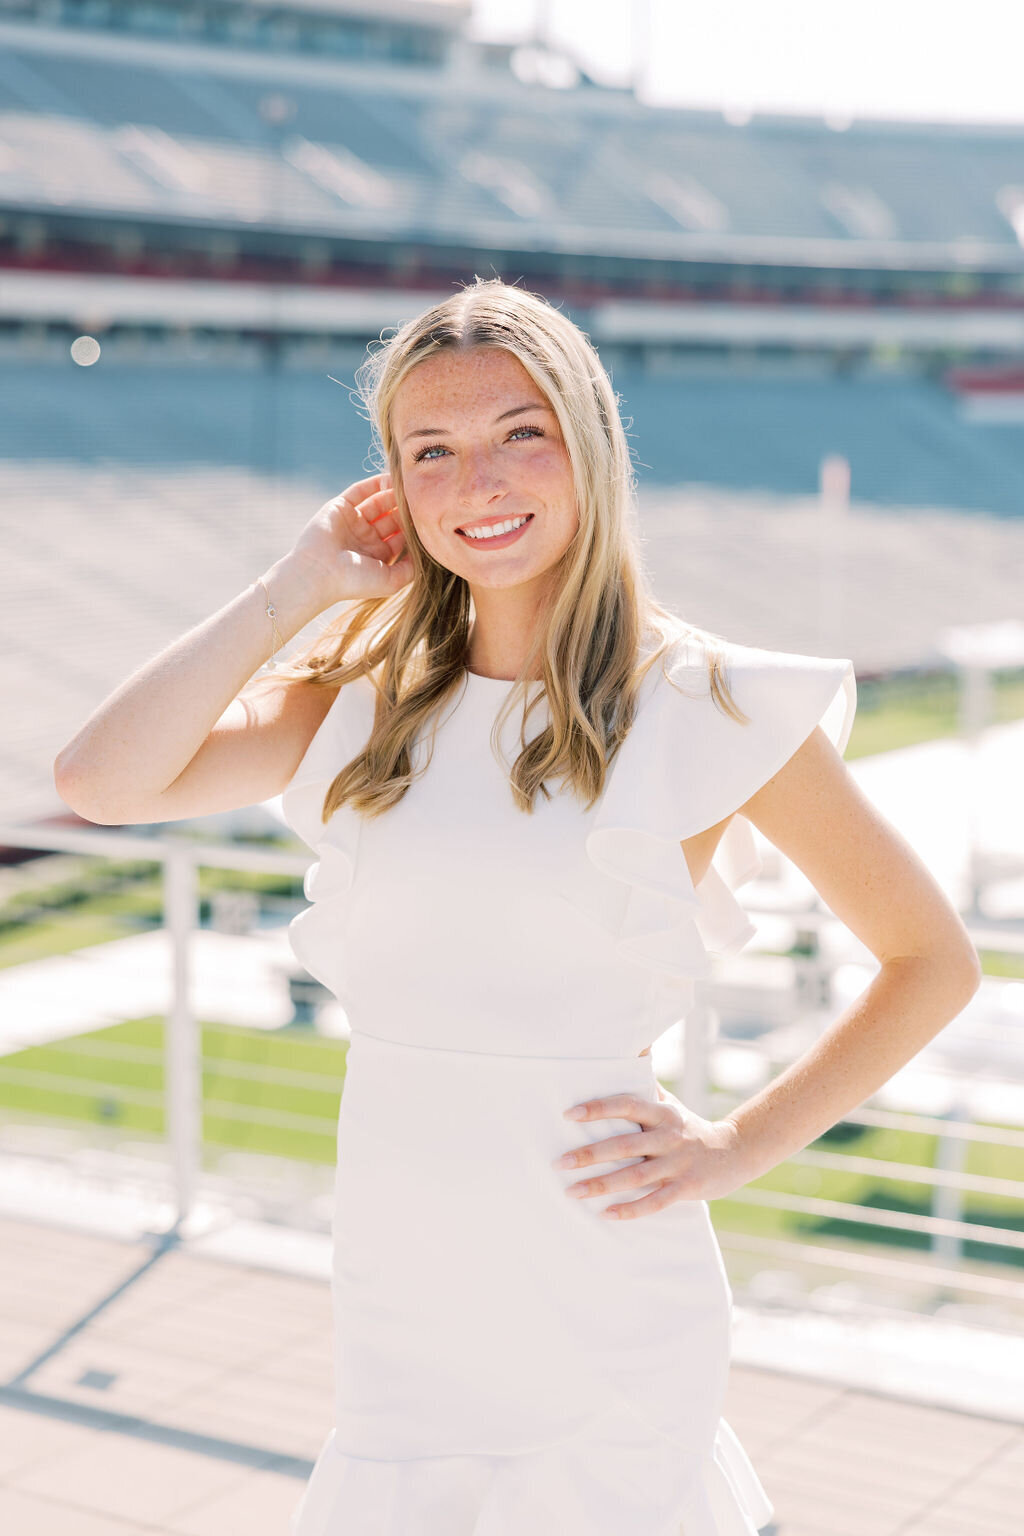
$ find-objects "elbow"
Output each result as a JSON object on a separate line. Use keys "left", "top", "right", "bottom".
{"left": 949, "top": 918, "right": 985, "bottom": 998}
{"left": 884, "top": 939, "right": 983, "bottom": 1008}
{"left": 53, "top": 745, "right": 84, "bottom": 805}
{"left": 933, "top": 940, "right": 984, "bottom": 1008}
{"left": 53, "top": 753, "right": 81, "bottom": 812}
{"left": 935, "top": 914, "right": 985, "bottom": 1001}
{"left": 52, "top": 756, "right": 118, "bottom": 826}
{"left": 961, "top": 942, "right": 984, "bottom": 998}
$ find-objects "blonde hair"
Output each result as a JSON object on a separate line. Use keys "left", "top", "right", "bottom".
{"left": 268, "top": 277, "right": 747, "bottom": 828}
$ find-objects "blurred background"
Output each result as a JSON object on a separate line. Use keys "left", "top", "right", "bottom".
{"left": 1, "top": 2, "right": 1023, "bottom": 1532}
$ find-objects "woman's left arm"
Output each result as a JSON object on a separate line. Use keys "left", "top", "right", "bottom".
{"left": 721, "top": 724, "right": 983, "bottom": 1184}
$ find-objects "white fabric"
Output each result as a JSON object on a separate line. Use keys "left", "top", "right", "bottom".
{"left": 280, "top": 630, "right": 856, "bottom": 1534}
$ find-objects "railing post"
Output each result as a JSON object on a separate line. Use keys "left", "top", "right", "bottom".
{"left": 164, "top": 844, "right": 201, "bottom": 1231}
{"left": 932, "top": 1095, "right": 969, "bottom": 1268}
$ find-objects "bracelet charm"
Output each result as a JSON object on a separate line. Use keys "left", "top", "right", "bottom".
{"left": 257, "top": 576, "right": 285, "bottom": 671}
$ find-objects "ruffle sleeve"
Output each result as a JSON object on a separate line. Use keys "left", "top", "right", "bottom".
{"left": 277, "top": 677, "right": 376, "bottom": 1001}
{"left": 582, "top": 632, "right": 857, "bottom": 983}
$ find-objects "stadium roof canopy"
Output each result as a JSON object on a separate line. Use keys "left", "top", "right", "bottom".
{"left": 231, "top": 0, "right": 468, "bottom": 18}
{"left": 1, "top": 15, "right": 1023, "bottom": 273}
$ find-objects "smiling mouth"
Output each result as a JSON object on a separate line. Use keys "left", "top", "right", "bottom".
{"left": 455, "top": 514, "right": 534, "bottom": 546}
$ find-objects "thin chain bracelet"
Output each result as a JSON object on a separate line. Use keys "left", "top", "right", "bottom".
{"left": 256, "top": 575, "right": 285, "bottom": 672}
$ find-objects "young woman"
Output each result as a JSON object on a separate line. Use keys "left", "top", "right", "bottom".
{"left": 55, "top": 278, "right": 982, "bottom": 1536}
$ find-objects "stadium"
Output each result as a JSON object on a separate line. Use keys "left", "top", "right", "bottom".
{"left": 1, "top": 4, "right": 1023, "bottom": 1533}
{"left": 3, "top": 0, "right": 1024, "bottom": 825}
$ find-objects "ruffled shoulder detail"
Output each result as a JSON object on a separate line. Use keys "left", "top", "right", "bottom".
{"left": 583, "top": 631, "right": 857, "bottom": 982}
{"left": 277, "top": 675, "right": 377, "bottom": 999}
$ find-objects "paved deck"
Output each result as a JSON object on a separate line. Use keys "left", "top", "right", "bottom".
{"left": 0, "top": 1212, "right": 1020, "bottom": 1536}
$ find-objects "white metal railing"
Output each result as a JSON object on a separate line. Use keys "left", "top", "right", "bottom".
{"left": 0, "top": 819, "right": 1022, "bottom": 1318}
{"left": 0, "top": 820, "right": 312, "bottom": 1230}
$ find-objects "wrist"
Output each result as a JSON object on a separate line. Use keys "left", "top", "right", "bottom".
{"left": 718, "top": 1113, "right": 764, "bottom": 1185}
{"left": 257, "top": 554, "right": 334, "bottom": 633}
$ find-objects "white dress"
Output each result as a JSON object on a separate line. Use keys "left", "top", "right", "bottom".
{"left": 280, "top": 630, "right": 857, "bottom": 1536}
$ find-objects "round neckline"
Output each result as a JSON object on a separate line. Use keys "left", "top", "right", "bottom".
{"left": 464, "top": 670, "right": 536, "bottom": 686}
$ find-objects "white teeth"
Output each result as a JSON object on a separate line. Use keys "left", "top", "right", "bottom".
{"left": 461, "top": 516, "right": 528, "bottom": 540}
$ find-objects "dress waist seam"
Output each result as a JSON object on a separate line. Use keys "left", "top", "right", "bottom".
{"left": 348, "top": 1027, "right": 653, "bottom": 1065}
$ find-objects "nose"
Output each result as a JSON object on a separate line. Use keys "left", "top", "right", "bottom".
{"left": 456, "top": 446, "right": 507, "bottom": 507}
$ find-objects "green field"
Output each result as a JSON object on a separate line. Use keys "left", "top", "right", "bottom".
{"left": 0, "top": 1015, "right": 1020, "bottom": 1274}
{"left": 849, "top": 665, "right": 1024, "bottom": 758}
{"left": 0, "top": 1016, "right": 346, "bottom": 1166}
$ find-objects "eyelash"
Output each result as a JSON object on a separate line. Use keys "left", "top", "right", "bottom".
{"left": 412, "top": 424, "right": 546, "bottom": 463}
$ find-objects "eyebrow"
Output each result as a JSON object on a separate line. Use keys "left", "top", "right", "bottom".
{"left": 402, "top": 402, "right": 552, "bottom": 444}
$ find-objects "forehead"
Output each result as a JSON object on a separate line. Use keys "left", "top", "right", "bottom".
{"left": 393, "top": 348, "right": 545, "bottom": 420}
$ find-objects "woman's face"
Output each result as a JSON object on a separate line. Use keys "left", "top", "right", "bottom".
{"left": 391, "top": 347, "right": 579, "bottom": 592}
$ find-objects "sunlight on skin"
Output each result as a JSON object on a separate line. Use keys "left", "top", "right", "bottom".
{"left": 391, "top": 345, "right": 669, "bottom": 1171}
{"left": 391, "top": 346, "right": 580, "bottom": 681}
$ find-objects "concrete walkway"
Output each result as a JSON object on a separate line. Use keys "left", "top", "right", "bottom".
{"left": 0, "top": 1209, "right": 1021, "bottom": 1536}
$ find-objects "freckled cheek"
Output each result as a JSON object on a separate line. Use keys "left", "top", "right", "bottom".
{"left": 549, "top": 461, "right": 580, "bottom": 520}
{"left": 523, "top": 459, "right": 577, "bottom": 517}
{"left": 533, "top": 446, "right": 573, "bottom": 483}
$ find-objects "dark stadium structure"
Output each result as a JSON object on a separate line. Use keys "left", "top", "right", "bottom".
{"left": 2, "top": 0, "right": 1024, "bottom": 512}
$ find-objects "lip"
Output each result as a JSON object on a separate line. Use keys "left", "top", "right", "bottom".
{"left": 455, "top": 514, "right": 534, "bottom": 549}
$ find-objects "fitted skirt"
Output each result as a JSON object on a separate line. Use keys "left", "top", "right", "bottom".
{"left": 289, "top": 1027, "right": 774, "bottom": 1535}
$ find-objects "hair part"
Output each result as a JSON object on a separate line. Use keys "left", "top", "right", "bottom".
{"left": 267, "top": 276, "right": 748, "bottom": 830}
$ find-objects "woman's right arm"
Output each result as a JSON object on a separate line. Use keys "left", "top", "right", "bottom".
{"left": 53, "top": 473, "right": 411, "bottom": 827}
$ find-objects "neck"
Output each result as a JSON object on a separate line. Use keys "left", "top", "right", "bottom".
{"left": 466, "top": 584, "right": 549, "bottom": 681}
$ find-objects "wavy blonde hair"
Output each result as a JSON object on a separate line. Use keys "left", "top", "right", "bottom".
{"left": 267, "top": 277, "right": 748, "bottom": 827}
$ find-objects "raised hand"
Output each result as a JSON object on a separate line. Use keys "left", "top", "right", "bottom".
{"left": 290, "top": 471, "right": 414, "bottom": 606}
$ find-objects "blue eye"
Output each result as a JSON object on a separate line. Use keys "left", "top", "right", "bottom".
{"left": 412, "top": 424, "right": 545, "bottom": 463}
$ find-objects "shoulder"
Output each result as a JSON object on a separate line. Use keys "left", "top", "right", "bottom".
{"left": 630, "top": 628, "right": 856, "bottom": 830}
{"left": 651, "top": 628, "right": 855, "bottom": 738}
